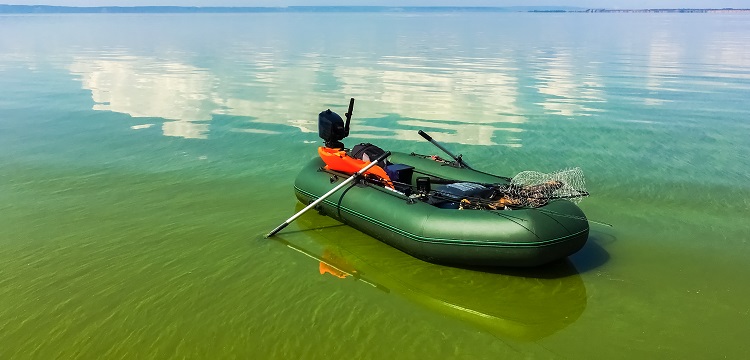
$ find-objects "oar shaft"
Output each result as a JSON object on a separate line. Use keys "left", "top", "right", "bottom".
{"left": 266, "top": 151, "right": 391, "bottom": 237}
{"left": 267, "top": 172, "right": 358, "bottom": 236}
{"left": 418, "top": 130, "right": 472, "bottom": 169}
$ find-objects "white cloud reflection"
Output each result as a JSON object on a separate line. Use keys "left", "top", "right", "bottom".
{"left": 533, "top": 50, "right": 605, "bottom": 116}
{"left": 70, "top": 52, "right": 528, "bottom": 145}
{"left": 335, "top": 56, "right": 525, "bottom": 146}
{"left": 703, "top": 36, "right": 750, "bottom": 82}
{"left": 70, "top": 56, "right": 217, "bottom": 139}
{"left": 644, "top": 33, "right": 682, "bottom": 105}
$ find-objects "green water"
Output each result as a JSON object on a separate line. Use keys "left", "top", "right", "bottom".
{"left": 1, "top": 12, "right": 749, "bottom": 359}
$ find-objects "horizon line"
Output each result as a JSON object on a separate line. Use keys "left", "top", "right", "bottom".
{"left": 1, "top": 5, "right": 749, "bottom": 12}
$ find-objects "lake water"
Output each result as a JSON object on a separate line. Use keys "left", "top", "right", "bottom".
{"left": 1, "top": 12, "right": 749, "bottom": 359}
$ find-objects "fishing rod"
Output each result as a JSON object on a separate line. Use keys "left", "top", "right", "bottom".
{"left": 534, "top": 208, "right": 613, "bottom": 227}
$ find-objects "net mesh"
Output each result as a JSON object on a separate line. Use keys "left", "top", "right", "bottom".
{"left": 508, "top": 167, "right": 588, "bottom": 207}
{"left": 457, "top": 167, "right": 588, "bottom": 210}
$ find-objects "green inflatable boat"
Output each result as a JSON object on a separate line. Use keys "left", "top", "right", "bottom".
{"left": 289, "top": 99, "right": 590, "bottom": 268}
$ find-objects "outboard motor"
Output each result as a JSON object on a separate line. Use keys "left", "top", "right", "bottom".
{"left": 318, "top": 109, "right": 347, "bottom": 149}
{"left": 318, "top": 98, "right": 354, "bottom": 149}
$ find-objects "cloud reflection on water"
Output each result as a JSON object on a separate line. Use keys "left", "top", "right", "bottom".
{"left": 533, "top": 49, "right": 605, "bottom": 116}
{"left": 644, "top": 33, "right": 682, "bottom": 105}
{"left": 703, "top": 36, "right": 750, "bottom": 82}
{"left": 336, "top": 55, "right": 526, "bottom": 146}
{"left": 70, "top": 56, "right": 217, "bottom": 139}
{"left": 69, "top": 49, "right": 615, "bottom": 145}
{"left": 69, "top": 52, "right": 532, "bottom": 145}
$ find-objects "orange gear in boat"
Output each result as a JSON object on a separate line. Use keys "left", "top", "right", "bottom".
{"left": 318, "top": 147, "right": 393, "bottom": 188}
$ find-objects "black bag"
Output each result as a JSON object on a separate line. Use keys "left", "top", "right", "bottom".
{"left": 429, "top": 182, "right": 494, "bottom": 209}
{"left": 349, "top": 143, "right": 388, "bottom": 167}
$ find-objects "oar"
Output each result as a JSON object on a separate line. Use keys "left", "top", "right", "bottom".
{"left": 266, "top": 151, "right": 392, "bottom": 238}
{"left": 417, "top": 130, "right": 473, "bottom": 169}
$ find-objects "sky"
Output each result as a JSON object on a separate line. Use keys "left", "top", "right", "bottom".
{"left": 2, "top": 1, "right": 749, "bottom": 9}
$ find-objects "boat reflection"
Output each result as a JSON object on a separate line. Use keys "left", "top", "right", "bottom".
{"left": 277, "top": 205, "right": 588, "bottom": 342}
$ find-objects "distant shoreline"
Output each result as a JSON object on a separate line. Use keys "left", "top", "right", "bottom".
{"left": 569, "top": 8, "right": 750, "bottom": 13}
{"left": 1, "top": 5, "right": 749, "bottom": 14}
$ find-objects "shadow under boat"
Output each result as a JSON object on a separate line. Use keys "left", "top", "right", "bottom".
{"left": 273, "top": 205, "right": 589, "bottom": 342}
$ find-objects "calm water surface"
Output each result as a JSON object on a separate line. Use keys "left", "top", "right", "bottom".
{"left": 1, "top": 12, "right": 749, "bottom": 359}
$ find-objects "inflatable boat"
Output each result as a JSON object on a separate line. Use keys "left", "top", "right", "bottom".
{"left": 288, "top": 99, "right": 590, "bottom": 267}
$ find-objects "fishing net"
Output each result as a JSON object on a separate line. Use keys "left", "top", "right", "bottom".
{"left": 506, "top": 167, "right": 588, "bottom": 207}
{"left": 457, "top": 167, "right": 588, "bottom": 210}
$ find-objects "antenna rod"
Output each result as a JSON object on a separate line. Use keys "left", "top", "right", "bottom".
{"left": 344, "top": 98, "right": 354, "bottom": 136}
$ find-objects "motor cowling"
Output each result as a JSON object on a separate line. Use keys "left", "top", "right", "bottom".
{"left": 318, "top": 109, "right": 348, "bottom": 149}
